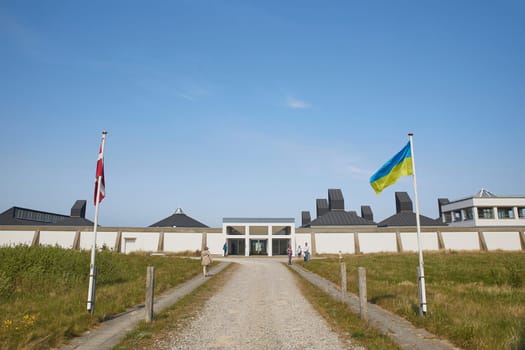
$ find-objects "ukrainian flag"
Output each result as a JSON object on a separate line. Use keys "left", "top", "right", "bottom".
{"left": 370, "top": 141, "right": 413, "bottom": 194}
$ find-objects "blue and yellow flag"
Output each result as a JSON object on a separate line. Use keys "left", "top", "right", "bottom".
{"left": 370, "top": 141, "right": 413, "bottom": 194}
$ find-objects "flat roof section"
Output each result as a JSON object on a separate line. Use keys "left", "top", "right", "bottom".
{"left": 223, "top": 218, "right": 295, "bottom": 224}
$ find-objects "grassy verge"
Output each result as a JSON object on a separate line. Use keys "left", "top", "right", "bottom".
{"left": 290, "top": 267, "right": 401, "bottom": 350}
{"left": 0, "top": 246, "right": 206, "bottom": 349}
{"left": 298, "top": 251, "right": 525, "bottom": 350}
{"left": 114, "top": 263, "right": 237, "bottom": 349}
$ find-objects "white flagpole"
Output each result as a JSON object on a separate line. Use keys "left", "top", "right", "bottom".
{"left": 408, "top": 132, "right": 427, "bottom": 316}
{"left": 87, "top": 131, "right": 107, "bottom": 314}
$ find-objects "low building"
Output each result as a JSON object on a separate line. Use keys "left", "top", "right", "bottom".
{"left": 438, "top": 189, "right": 525, "bottom": 227}
{"left": 0, "top": 200, "right": 94, "bottom": 226}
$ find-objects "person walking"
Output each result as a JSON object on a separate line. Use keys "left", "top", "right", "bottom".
{"left": 304, "top": 242, "right": 310, "bottom": 262}
{"left": 297, "top": 245, "right": 302, "bottom": 258}
{"left": 201, "top": 246, "right": 212, "bottom": 277}
{"left": 287, "top": 244, "right": 293, "bottom": 265}
{"left": 223, "top": 241, "right": 228, "bottom": 257}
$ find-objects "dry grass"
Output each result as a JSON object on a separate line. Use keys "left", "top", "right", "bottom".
{"left": 114, "top": 263, "right": 238, "bottom": 350}
{"left": 299, "top": 251, "right": 525, "bottom": 350}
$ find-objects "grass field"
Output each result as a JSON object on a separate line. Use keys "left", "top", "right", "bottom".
{"left": 298, "top": 251, "right": 525, "bottom": 350}
{"left": 0, "top": 246, "right": 203, "bottom": 349}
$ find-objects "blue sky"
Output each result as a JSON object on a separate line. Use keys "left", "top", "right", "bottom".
{"left": 1, "top": 1, "right": 524, "bottom": 228}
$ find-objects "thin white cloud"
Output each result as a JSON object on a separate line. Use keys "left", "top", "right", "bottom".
{"left": 346, "top": 165, "right": 370, "bottom": 179}
{"left": 286, "top": 97, "right": 310, "bottom": 109}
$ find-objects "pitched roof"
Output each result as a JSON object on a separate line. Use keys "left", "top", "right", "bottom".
{"left": 149, "top": 208, "right": 208, "bottom": 228}
{"left": 309, "top": 210, "right": 376, "bottom": 226}
{"left": 378, "top": 212, "right": 443, "bottom": 227}
{"left": 474, "top": 188, "right": 497, "bottom": 198}
{"left": 0, "top": 207, "right": 69, "bottom": 226}
{"left": 54, "top": 217, "right": 95, "bottom": 226}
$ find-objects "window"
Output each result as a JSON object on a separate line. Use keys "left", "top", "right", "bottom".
{"left": 443, "top": 212, "right": 452, "bottom": 223}
{"left": 498, "top": 207, "right": 514, "bottom": 219}
{"left": 453, "top": 211, "right": 462, "bottom": 221}
{"left": 464, "top": 208, "right": 473, "bottom": 220}
{"left": 519, "top": 208, "right": 525, "bottom": 218}
{"left": 478, "top": 207, "right": 494, "bottom": 219}
{"left": 14, "top": 208, "right": 66, "bottom": 223}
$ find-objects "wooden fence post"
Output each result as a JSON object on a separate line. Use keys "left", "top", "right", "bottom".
{"left": 145, "top": 266, "right": 155, "bottom": 323}
{"left": 340, "top": 261, "right": 347, "bottom": 302}
{"left": 358, "top": 267, "right": 367, "bottom": 320}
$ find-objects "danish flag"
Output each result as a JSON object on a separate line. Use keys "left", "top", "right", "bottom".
{"left": 94, "top": 141, "right": 105, "bottom": 205}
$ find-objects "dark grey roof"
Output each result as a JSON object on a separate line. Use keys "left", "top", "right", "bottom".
{"left": 378, "top": 212, "right": 443, "bottom": 227}
{"left": 150, "top": 209, "right": 208, "bottom": 228}
{"left": 301, "top": 211, "right": 311, "bottom": 227}
{"left": 316, "top": 199, "right": 329, "bottom": 218}
{"left": 309, "top": 210, "right": 376, "bottom": 226}
{"left": 380, "top": 192, "right": 443, "bottom": 227}
{"left": 395, "top": 192, "right": 413, "bottom": 213}
{"left": 0, "top": 207, "right": 69, "bottom": 226}
{"left": 361, "top": 205, "right": 374, "bottom": 221}
{"left": 52, "top": 200, "right": 94, "bottom": 226}
{"left": 328, "top": 189, "right": 344, "bottom": 211}
{"left": 54, "top": 217, "right": 95, "bottom": 226}
{"left": 71, "top": 200, "right": 87, "bottom": 218}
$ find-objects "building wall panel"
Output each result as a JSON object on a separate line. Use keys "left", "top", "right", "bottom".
{"left": 207, "top": 233, "right": 225, "bottom": 255}
{"left": 80, "top": 232, "right": 118, "bottom": 251}
{"left": 39, "top": 231, "right": 75, "bottom": 248}
{"left": 483, "top": 231, "right": 521, "bottom": 251}
{"left": 121, "top": 232, "right": 159, "bottom": 253}
{"left": 358, "top": 232, "right": 397, "bottom": 253}
{"left": 400, "top": 232, "right": 439, "bottom": 252}
{"left": 441, "top": 232, "right": 479, "bottom": 250}
{"left": 0, "top": 230, "right": 34, "bottom": 247}
{"left": 315, "top": 233, "right": 355, "bottom": 254}
{"left": 164, "top": 232, "right": 202, "bottom": 253}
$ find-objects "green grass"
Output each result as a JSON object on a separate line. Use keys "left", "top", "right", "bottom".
{"left": 299, "top": 251, "right": 525, "bottom": 350}
{"left": 0, "top": 245, "right": 204, "bottom": 349}
{"left": 290, "top": 267, "right": 401, "bottom": 350}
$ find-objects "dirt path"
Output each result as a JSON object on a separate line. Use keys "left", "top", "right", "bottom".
{"left": 166, "top": 258, "right": 359, "bottom": 350}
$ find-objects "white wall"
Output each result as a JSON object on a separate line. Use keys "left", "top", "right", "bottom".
{"left": 441, "top": 232, "right": 479, "bottom": 251}
{"left": 164, "top": 232, "right": 202, "bottom": 253}
{"left": 315, "top": 233, "right": 355, "bottom": 254}
{"left": 400, "top": 232, "right": 439, "bottom": 252}
{"left": 79, "top": 231, "right": 118, "bottom": 251}
{"left": 121, "top": 232, "right": 159, "bottom": 254}
{"left": 483, "top": 232, "right": 521, "bottom": 251}
{"left": 207, "top": 233, "right": 225, "bottom": 255}
{"left": 358, "top": 232, "right": 397, "bottom": 253}
{"left": 39, "top": 231, "right": 75, "bottom": 249}
{"left": 0, "top": 230, "right": 34, "bottom": 247}
{"left": 0, "top": 228, "right": 523, "bottom": 254}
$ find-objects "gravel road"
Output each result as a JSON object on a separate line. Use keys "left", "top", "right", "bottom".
{"left": 167, "top": 258, "right": 360, "bottom": 350}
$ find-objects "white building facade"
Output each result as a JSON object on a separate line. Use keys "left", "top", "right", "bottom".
{"left": 222, "top": 218, "right": 295, "bottom": 256}
{"left": 440, "top": 190, "right": 525, "bottom": 227}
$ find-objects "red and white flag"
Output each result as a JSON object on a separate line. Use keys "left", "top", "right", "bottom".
{"left": 94, "top": 141, "right": 105, "bottom": 205}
